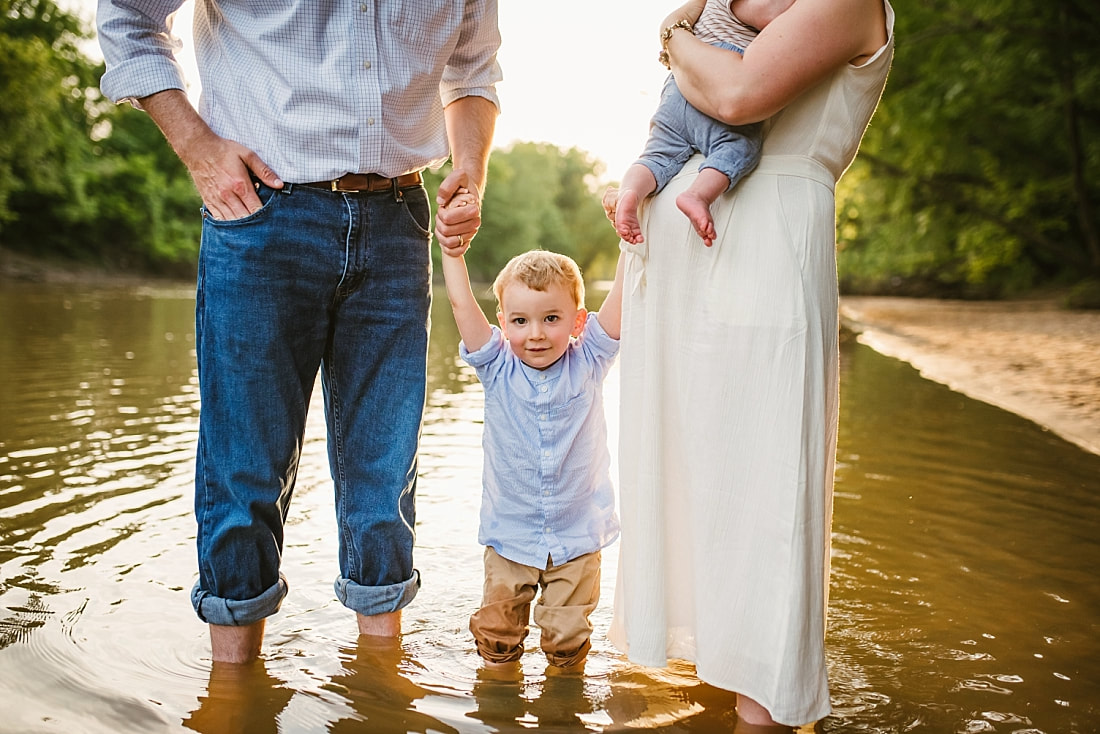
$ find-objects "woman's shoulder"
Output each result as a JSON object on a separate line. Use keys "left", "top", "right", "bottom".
{"left": 849, "top": 0, "right": 892, "bottom": 65}
{"left": 806, "top": 0, "right": 890, "bottom": 63}
{"left": 763, "top": 0, "right": 886, "bottom": 72}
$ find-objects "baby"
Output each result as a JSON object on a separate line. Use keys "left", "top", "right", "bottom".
{"left": 614, "top": 0, "right": 793, "bottom": 246}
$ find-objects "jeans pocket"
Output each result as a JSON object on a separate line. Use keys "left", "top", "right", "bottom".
{"left": 202, "top": 181, "right": 283, "bottom": 226}
{"left": 400, "top": 187, "right": 433, "bottom": 237}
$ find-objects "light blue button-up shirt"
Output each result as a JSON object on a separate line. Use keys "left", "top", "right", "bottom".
{"left": 97, "top": 0, "right": 502, "bottom": 182}
{"left": 460, "top": 314, "right": 621, "bottom": 568}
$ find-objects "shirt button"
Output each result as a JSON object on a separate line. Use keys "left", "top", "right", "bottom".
{"left": 543, "top": 490, "right": 551, "bottom": 496}
{"left": 367, "top": 118, "right": 375, "bottom": 126}
{"left": 543, "top": 449, "right": 551, "bottom": 457}
{"left": 360, "top": 3, "right": 368, "bottom": 10}
{"left": 540, "top": 386, "right": 548, "bottom": 393}
{"left": 544, "top": 527, "right": 551, "bottom": 534}
{"left": 363, "top": 60, "right": 372, "bottom": 70}
{"left": 539, "top": 413, "right": 547, "bottom": 421}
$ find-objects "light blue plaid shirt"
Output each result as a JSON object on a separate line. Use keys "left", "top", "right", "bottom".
{"left": 97, "top": 0, "right": 502, "bottom": 182}
{"left": 460, "top": 314, "right": 620, "bottom": 568}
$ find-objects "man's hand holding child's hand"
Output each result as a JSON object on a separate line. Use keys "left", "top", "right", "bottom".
{"left": 435, "top": 178, "right": 482, "bottom": 257}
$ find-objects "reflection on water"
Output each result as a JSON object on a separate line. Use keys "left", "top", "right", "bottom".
{"left": 829, "top": 331, "right": 1100, "bottom": 733}
{"left": 1, "top": 283, "right": 1098, "bottom": 733}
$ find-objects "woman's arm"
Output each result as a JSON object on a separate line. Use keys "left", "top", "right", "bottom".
{"left": 661, "top": 0, "right": 706, "bottom": 30}
{"left": 666, "top": 0, "right": 888, "bottom": 125}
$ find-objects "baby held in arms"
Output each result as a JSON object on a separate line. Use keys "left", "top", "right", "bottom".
{"left": 614, "top": 0, "right": 792, "bottom": 247}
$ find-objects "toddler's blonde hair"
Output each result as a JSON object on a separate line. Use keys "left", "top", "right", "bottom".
{"left": 492, "top": 250, "right": 585, "bottom": 311}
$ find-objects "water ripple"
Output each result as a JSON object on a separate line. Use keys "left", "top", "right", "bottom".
{"left": 2, "top": 287, "right": 1099, "bottom": 733}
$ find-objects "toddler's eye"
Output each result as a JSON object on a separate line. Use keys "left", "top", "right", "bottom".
{"left": 513, "top": 317, "right": 527, "bottom": 325}
{"left": 546, "top": 315, "right": 559, "bottom": 323}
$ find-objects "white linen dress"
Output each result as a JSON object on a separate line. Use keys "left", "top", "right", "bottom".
{"left": 609, "top": 4, "right": 895, "bottom": 726}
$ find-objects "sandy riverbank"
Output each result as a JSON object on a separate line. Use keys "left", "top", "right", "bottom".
{"left": 840, "top": 296, "right": 1100, "bottom": 457}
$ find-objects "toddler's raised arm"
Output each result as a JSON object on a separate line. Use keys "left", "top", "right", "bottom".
{"left": 438, "top": 197, "right": 493, "bottom": 352}
{"left": 595, "top": 253, "right": 626, "bottom": 341}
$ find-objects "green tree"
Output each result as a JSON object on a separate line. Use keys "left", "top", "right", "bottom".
{"left": 0, "top": 0, "right": 95, "bottom": 228}
{"left": 428, "top": 143, "right": 620, "bottom": 285}
{"left": 840, "top": 0, "right": 1100, "bottom": 297}
{"left": 0, "top": 0, "right": 200, "bottom": 272}
{"left": 0, "top": 2, "right": 615, "bottom": 280}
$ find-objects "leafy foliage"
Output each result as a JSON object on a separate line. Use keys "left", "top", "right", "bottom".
{"left": 6, "top": 0, "right": 1098, "bottom": 296}
{"left": 0, "top": 0, "right": 617, "bottom": 278}
{"left": 840, "top": 0, "right": 1100, "bottom": 296}
{"left": 0, "top": 0, "right": 201, "bottom": 272}
{"left": 427, "top": 143, "right": 621, "bottom": 283}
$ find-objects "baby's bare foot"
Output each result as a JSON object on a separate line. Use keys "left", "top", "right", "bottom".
{"left": 676, "top": 190, "right": 717, "bottom": 247}
{"left": 615, "top": 189, "right": 645, "bottom": 244}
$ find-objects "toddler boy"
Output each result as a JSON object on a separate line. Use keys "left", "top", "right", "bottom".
{"left": 439, "top": 217, "right": 625, "bottom": 670}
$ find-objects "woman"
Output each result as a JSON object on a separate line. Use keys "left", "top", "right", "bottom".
{"left": 604, "top": 0, "right": 894, "bottom": 727}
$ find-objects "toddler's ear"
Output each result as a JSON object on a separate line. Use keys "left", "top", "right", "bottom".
{"left": 571, "top": 308, "right": 588, "bottom": 337}
{"left": 496, "top": 311, "right": 507, "bottom": 335}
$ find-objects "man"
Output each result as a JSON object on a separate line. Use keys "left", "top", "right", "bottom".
{"left": 97, "top": 0, "right": 501, "bottom": 663}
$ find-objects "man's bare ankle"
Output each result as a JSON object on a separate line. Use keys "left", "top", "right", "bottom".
{"left": 209, "top": 620, "right": 265, "bottom": 664}
{"left": 357, "top": 610, "right": 401, "bottom": 637}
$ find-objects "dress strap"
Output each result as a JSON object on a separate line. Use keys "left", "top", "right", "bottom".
{"left": 754, "top": 155, "right": 835, "bottom": 191}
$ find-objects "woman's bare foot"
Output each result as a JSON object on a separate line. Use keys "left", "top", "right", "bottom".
{"left": 614, "top": 189, "right": 645, "bottom": 244}
{"left": 736, "top": 693, "right": 781, "bottom": 726}
{"left": 676, "top": 189, "right": 717, "bottom": 247}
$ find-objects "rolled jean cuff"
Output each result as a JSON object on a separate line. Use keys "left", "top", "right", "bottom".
{"left": 334, "top": 569, "right": 420, "bottom": 617}
{"left": 191, "top": 574, "right": 288, "bottom": 626}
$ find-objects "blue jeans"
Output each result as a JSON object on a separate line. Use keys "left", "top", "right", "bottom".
{"left": 638, "top": 41, "right": 762, "bottom": 193}
{"left": 190, "top": 181, "right": 430, "bottom": 626}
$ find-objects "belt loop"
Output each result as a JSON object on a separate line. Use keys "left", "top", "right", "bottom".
{"left": 392, "top": 177, "right": 404, "bottom": 202}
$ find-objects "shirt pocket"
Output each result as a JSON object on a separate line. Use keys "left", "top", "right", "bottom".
{"left": 382, "top": 2, "right": 462, "bottom": 47}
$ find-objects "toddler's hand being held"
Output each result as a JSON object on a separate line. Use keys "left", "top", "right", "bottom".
{"left": 437, "top": 188, "right": 480, "bottom": 257}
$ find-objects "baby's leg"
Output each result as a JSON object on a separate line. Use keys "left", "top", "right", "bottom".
{"left": 615, "top": 164, "right": 658, "bottom": 244}
{"left": 676, "top": 168, "right": 729, "bottom": 247}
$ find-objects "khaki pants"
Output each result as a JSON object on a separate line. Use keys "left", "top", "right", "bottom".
{"left": 469, "top": 547, "right": 602, "bottom": 667}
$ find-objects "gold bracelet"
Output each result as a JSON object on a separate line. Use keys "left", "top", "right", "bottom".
{"left": 658, "top": 19, "right": 694, "bottom": 69}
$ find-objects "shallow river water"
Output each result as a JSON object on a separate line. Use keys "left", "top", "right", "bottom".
{"left": 1, "top": 282, "right": 1098, "bottom": 733}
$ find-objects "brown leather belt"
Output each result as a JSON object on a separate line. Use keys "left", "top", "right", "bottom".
{"left": 302, "top": 170, "right": 423, "bottom": 193}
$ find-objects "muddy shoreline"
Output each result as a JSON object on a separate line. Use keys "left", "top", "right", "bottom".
{"left": 841, "top": 295, "right": 1100, "bottom": 457}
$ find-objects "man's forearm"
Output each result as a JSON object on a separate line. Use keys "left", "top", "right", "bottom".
{"left": 137, "top": 88, "right": 281, "bottom": 220}
{"left": 444, "top": 95, "right": 498, "bottom": 195}
{"left": 138, "top": 89, "right": 215, "bottom": 167}
{"left": 435, "top": 95, "right": 497, "bottom": 250}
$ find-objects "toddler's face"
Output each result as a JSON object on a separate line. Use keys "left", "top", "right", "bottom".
{"left": 497, "top": 282, "right": 585, "bottom": 370}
